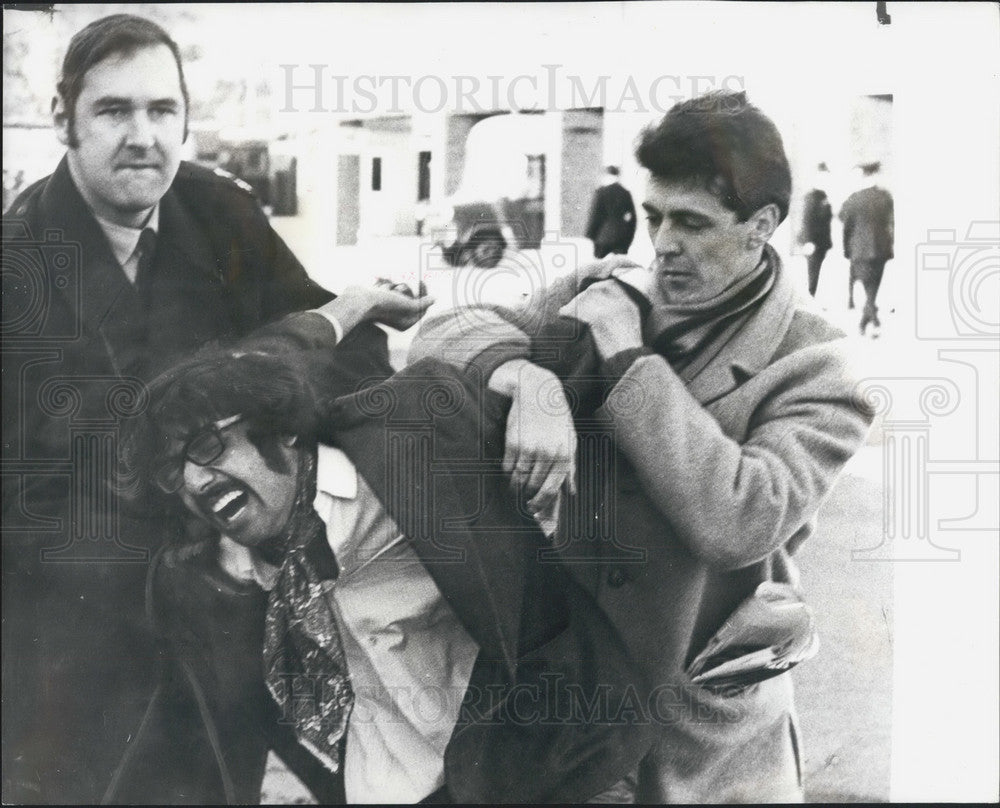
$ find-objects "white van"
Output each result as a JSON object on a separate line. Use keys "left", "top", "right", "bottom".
{"left": 429, "top": 113, "right": 553, "bottom": 268}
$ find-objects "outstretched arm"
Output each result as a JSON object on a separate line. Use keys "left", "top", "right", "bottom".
{"left": 312, "top": 283, "right": 435, "bottom": 341}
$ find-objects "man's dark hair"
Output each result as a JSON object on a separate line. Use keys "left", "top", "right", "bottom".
{"left": 56, "top": 14, "right": 190, "bottom": 147}
{"left": 635, "top": 90, "right": 792, "bottom": 223}
{"left": 120, "top": 344, "right": 322, "bottom": 512}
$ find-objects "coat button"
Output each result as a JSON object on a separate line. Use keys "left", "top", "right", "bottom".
{"left": 607, "top": 568, "right": 627, "bottom": 588}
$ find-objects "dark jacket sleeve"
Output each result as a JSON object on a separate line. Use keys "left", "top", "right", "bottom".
{"left": 238, "top": 311, "right": 396, "bottom": 419}
{"left": 109, "top": 541, "right": 346, "bottom": 805}
{"left": 105, "top": 543, "right": 272, "bottom": 804}
{"left": 173, "top": 162, "right": 334, "bottom": 324}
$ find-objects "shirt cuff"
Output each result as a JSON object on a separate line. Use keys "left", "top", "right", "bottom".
{"left": 311, "top": 308, "right": 344, "bottom": 344}
{"left": 473, "top": 340, "right": 532, "bottom": 387}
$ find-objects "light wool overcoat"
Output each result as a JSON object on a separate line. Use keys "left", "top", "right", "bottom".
{"left": 411, "top": 252, "right": 874, "bottom": 802}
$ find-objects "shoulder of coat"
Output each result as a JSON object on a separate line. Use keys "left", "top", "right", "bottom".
{"left": 174, "top": 160, "right": 258, "bottom": 199}
{"left": 772, "top": 306, "right": 847, "bottom": 363}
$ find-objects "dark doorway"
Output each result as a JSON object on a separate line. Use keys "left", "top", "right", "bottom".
{"left": 417, "top": 151, "right": 432, "bottom": 202}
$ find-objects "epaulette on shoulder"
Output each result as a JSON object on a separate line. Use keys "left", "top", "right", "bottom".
{"left": 174, "top": 160, "right": 258, "bottom": 199}
{"left": 212, "top": 167, "right": 257, "bottom": 196}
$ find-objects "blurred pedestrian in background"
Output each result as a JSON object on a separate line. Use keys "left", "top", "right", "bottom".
{"left": 840, "top": 162, "right": 894, "bottom": 336}
{"left": 585, "top": 165, "right": 637, "bottom": 258}
{"left": 797, "top": 162, "right": 833, "bottom": 297}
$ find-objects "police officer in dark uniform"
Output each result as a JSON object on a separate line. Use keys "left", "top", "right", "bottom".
{"left": 585, "top": 166, "right": 637, "bottom": 258}
{"left": 796, "top": 163, "right": 834, "bottom": 297}
{"left": 1, "top": 15, "right": 423, "bottom": 803}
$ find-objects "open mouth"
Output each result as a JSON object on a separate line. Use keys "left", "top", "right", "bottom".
{"left": 202, "top": 485, "right": 250, "bottom": 523}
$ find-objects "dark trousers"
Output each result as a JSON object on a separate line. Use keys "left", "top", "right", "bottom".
{"left": 805, "top": 248, "right": 828, "bottom": 296}
{"left": 849, "top": 258, "right": 888, "bottom": 331}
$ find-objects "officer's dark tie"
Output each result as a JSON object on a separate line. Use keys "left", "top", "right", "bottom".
{"left": 134, "top": 227, "right": 157, "bottom": 302}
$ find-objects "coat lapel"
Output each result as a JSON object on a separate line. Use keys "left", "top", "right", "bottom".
{"left": 156, "top": 188, "right": 221, "bottom": 283}
{"left": 39, "top": 158, "right": 150, "bottom": 377}
{"left": 141, "top": 188, "right": 237, "bottom": 370}
{"left": 685, "top": 248, "right": 797, "bottom": 405}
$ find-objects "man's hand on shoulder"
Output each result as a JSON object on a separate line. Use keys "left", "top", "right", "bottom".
{"left": 559, "top": 279, "right": 643, "bottom": 359}
{"left": 522, "top": 255, "right": 641, "bottom": 321}
{"left": 581, "top": 254, "right": 642, "bottom": 280}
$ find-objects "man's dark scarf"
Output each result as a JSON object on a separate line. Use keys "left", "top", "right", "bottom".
{"left": 645, "top": 244, "right": 777, "bottom": 379}
{"left": 529, "top": 245, "right": 778, "bottom": 411}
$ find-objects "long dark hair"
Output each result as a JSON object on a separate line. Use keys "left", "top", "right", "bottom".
{"left": 119, "top": 343, "right": 322, "bottom": 514}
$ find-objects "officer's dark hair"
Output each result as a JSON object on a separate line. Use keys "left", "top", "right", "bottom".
{"left": 635, "top": 90, "right": 792, "bottom": 223}
{"left": 56, "top": 14, "right": 190, "bottom": 147}
{"left": 119, "top": 344, "right": 322, "bottom": 512}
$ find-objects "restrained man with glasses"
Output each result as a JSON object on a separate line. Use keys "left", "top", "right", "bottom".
{"left": 154, "top": 415, "right": 243, "bottom": 491}
{"left": 110, "top": 292, "right": 652, "bottom": 804}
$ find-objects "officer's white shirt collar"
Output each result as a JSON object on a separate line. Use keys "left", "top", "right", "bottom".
{"left": 94, "top": 205, "right": 160, "bottom": 269}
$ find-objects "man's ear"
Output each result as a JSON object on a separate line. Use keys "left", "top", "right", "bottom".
{"left": 52, "top": 95, "right": 71, "bottom": 146}
{"left": 746, "top": 203, "right": 780, "bottom": 249}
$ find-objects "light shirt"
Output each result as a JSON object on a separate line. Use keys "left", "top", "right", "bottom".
{"left": 218, "top": 445, "right": 479, "bottom": 803}
{"left": 94, "top": 206, "right": 160, "bottom": 284}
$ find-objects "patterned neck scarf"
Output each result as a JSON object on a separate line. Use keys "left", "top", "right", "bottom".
{"left": 262, "top": 446, "right": 354, "bottom": 774}
{"left": 644, "top": 245, "right": 778, "bottom": 382}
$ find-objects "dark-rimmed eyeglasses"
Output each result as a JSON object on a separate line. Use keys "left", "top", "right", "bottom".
{"left": 153, "top": 415, "right": 244, "bottom": 494}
